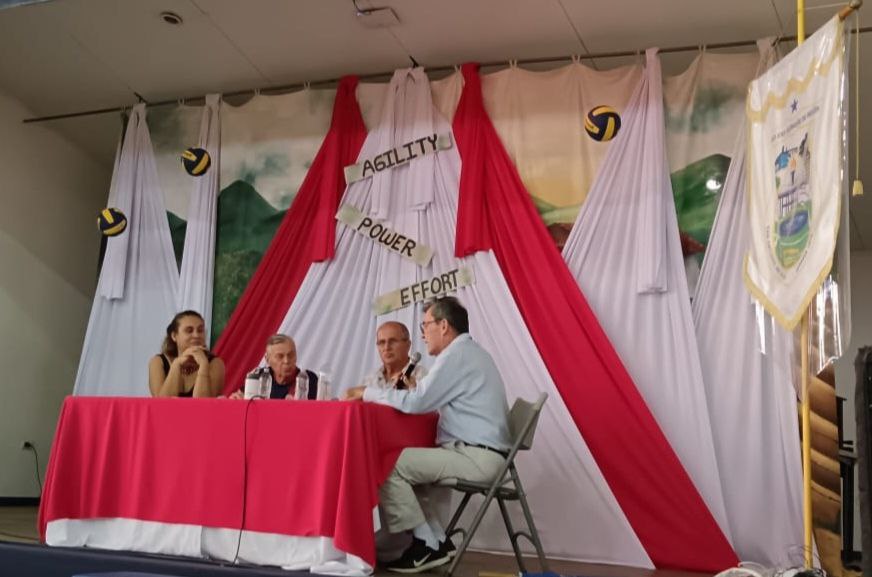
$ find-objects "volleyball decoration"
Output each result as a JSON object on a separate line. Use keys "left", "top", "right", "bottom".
{"left": 584, "top": 105, "right": 622, "bottom": 142}
{"left": 181, "top": 147, "right": 211, "bottom": 176}
{"left": 97, "top": 208, "right": 128, "bottom": 237}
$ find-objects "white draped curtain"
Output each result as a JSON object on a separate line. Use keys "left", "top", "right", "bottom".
{"left": 561, "top": 49, "right": 732, "bottom": 540}
{"left": 177, "top": 94, "right": 221, "bottom": 337}
{"left": 74, "top": 104, "right": 180, "bottom": 396}
{"left": 692, "top": 41, "right": 804, "bottom": 566}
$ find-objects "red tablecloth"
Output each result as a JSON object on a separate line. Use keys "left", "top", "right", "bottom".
{"left": 38, "top": 397, "right": 437, "bottom": 565}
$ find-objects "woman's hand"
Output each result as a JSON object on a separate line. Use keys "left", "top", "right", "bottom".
{"left": 184, "top": 346, "right": 210, "bottom": 369}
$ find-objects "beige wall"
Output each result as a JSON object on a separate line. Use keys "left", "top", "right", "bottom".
{"left": 0, "top": 88, "right": 110, "bottom": 496}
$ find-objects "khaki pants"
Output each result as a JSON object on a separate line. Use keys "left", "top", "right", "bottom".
{"left": 380, "top": 441, "right": 506, "bottom": 533}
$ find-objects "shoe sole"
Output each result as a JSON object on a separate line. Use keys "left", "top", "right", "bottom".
{"left": 387, "top": 554, "right": 451, "bottom": 574}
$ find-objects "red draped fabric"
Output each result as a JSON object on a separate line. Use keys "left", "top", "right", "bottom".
{"left": 452, "top": 63, "right": 737, "bottom": 572}
{"left": 214, "top": 77, "right": 367, "bottom": 393}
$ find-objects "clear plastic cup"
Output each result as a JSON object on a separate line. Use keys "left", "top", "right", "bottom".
{"left": 294, "top": 372, "right": 309, "bottom": 400}
{"left": 317, "top": 372, "right": 332, "bottom": 400}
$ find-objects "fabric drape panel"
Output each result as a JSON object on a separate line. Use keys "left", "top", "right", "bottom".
{"left": 74, "top": 104, "right": 179, "bottom": 396}
{"left": 213, "top": 77, "right": 367, "bottom": 393}
{"left": 453, "top": 62, "right": 737, "bottom": 571}
{"left": 692, "top": 43, "right": 804, "bottom": 565}
{"left": 276, "top": 67, "right": 654, "bottom": 567}
{"left": 177, "top": 94, "right": 220, "bottom": 336}
{"left": 559, "top": 50, "right": 733, "bottom": 544}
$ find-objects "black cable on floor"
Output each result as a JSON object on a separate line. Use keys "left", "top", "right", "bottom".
{"left": 31, "top": 447, "right": 42, "bottom": 496}
{"left": 22, "top": 444, "right": 42, "bottom": 496}
{"left": 230, "top": 397, "right": 257, "bottom": 565}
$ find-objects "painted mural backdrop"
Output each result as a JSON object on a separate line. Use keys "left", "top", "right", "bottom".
{"left": 147, "top": 51, "right": 760, "bottom": 341}
{"left": 664, "top": 51, "right": 760, "bottom": 292}
{"left": 431, "top": 53, "right": 758, "bottom": 279}
{"left": 149, "top": 91, "right": 335, "bottom": 343}
{"left": 213, "top": 90, "right": 335, "bottom": 342}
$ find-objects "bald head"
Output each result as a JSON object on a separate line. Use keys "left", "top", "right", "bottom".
{"left": 378, "top": 321, "right": 410, "bottom": 340}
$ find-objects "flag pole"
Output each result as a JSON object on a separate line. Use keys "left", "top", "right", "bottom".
{"left": 798, "top": 1, "right": 861, "bottom": 568}
{"left": 800, "top": 314, "right": 812, "bottom": 568}
{"left": 795, "top": 0, "right": 813, "bottom": 565}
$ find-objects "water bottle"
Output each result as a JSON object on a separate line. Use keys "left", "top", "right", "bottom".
{"left": 259, "top": 367, "right": 272, "bottom": 399}
{"left": 294, "top": 372, "right": 309, "bottom": 400}
{"left": 317, "top": 371, "right": 332, "bottom": 400}
{"left": 243, "top": 369, "right": 261, "bottom": 399}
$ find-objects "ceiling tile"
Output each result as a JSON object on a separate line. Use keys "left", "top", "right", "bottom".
{"left": 193, "top": 0, "right": 411, "bottom": 86}
{"left": 0, "top": 3, "right": 134, "bottom": 115}
{"left": 564, "top": 0, "right": 784, "bottom": 53}
{"left": 47, "top": 0, "right": 266, "bottom": 102}
{"left": 380, "top": 0, "right": 581, "bottom": 68}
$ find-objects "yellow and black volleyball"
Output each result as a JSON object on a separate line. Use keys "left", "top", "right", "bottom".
{"left": 181, "top": 147, "right": 211, "bottom": 176}
{"left": 584, "top": 105, "right": 622, "bottom": 142}
{"left": 97, "top": 207, "right": 128, "bottom": 237}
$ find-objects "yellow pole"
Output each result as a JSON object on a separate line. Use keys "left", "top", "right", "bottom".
{"left": 798, "top": 0, "right": 806, "bottom": 44}
{"left": 801, "top": 315, "right": 812, "bottom": 568}
{"left": 796, "top": 0, "right": 811, "bottom": 565}
{"left": 797, "top": 0, "right": 861, "bottom": 568}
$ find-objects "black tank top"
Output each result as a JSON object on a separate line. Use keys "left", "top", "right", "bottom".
{"left": 158, "top": 354, "right": 194, "bottom": 397}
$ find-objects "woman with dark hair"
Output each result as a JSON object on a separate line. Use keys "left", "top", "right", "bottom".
{"left": 148, "top": 310, "right": 225, "bottom": 397}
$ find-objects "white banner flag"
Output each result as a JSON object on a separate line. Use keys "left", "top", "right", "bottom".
{"left": 744, "top": 16, "right": 846, "bottom": 330}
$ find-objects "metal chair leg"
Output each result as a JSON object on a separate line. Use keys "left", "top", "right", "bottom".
{"left": 512, "top": 468, "right": 549, "bottom": 572}
{"left": 444, "top": 489, "right": 499, "bottom": 577}
{"left": 497, "top": 495, "right": 527, "bottom": 573}
{"left": 444, "top": 492, "right": 473, "bottom": 537}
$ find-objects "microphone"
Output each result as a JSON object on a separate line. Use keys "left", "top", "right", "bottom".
{"left": 404, "top": 352, "right": 421, "bottom": 377}
{"left": 396, "top": 352, "right": 421, "bottom": 390}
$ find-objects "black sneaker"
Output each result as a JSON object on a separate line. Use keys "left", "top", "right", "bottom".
{"left": 440, "top": 538, "right": 457, "bottom": 558}
{"left": 385, "top": 536, "right": 450, "bottom": 573}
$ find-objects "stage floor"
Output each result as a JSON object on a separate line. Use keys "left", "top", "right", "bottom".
{"left": 1, "top": 506, "right": 712, "bottom": 577}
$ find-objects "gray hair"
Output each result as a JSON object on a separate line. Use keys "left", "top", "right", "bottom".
{"left": 265, "top": 334, "right": 294, "bottom": 348}
{"left": 423, "top": 296, "right": 469, "bottom": 334}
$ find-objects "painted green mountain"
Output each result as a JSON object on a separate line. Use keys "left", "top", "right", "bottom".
{"left": 215, "top": 180, "right": 284, "bottom": 253}
{"left": 671, "top": 153, "right": 731, "bottom": 249}
{"left": 164, "top": 180, "right": 287, "bottom": 345}
{"left": 167, "top": 211, "right": 186, "bottom": 268}
{"left": 212, "top": 180, "right": 285, "bottom": 343}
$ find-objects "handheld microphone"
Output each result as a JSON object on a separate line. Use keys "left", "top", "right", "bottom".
{"left": 404, "top": 352, "right": 421, "bottom": 377}
{"left": 396, "top": 352, "right": 421, "bottom": 390}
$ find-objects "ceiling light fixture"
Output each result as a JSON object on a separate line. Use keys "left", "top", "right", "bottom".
{"left": 160, "top": 11, "right": 183, "bottom": 26}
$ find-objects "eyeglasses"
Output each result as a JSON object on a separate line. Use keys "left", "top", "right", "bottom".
{"left": 419, "top": 319, "right": 439, "bottom": 332}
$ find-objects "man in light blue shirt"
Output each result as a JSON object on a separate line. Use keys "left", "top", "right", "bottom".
{"left": 345, "top": 296, "right": 511, "bottom": 573}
